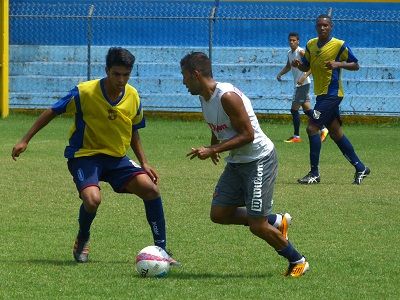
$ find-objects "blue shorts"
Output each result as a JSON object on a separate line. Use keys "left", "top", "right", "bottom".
{"left": 67, "top": 155, "right": 146, "bottom": 193}
{"left": 311, "top": 95, "right": 343, "bottom": 128}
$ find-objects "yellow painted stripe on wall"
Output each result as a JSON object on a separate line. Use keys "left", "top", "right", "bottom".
{"left": 1, "top": 0, "right": 10, "bottom": 118}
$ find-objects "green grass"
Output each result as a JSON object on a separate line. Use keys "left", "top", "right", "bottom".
{"left": 1, "top": 112, "right": 399, "bottom": 299}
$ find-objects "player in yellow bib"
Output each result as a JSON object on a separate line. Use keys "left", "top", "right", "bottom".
{"left": 292, "top": 15, "right": 370, "bottom": 185}
{"left": 12, "top": 47, "right": 179, "bottom": 265}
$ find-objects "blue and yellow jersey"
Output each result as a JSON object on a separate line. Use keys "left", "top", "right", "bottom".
{"left": 52, "top": 78, "right": 145, "bottom": 158}
{"left": 302, "top": 37, "right": 358, "bottom": 97}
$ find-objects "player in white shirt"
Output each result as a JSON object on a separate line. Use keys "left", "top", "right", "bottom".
{"left": 277, "top": 32, "right": 328, "bottom": 143}
{"left": 180, "top": 51, "right": 309, "bottom": 277}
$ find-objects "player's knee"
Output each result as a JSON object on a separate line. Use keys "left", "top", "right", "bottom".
{"left": 306, "top": 124, "right": 319, "bottom": 135}
{"left": 141, "top": 185, "right": 160, "bottom": 201}
{"left": 210, "top": 211, "right": 223, "bottom": 224}
{"left": 290, "top": 109, "right": 299, "bottom": 116}
{"left": 80, "top": 187, "right": 101, "bottom": 212}
{"left": 83, "top": 195, "right": 101, "bottom": 212}
{"left": 328, "top": 130, "right": 342, "bottom": 142}
{"left": 210, "top": 209, "right": 228, "bottom": 224}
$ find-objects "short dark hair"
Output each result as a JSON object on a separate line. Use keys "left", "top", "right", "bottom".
{"left": 106, "top": 47, "right": 135, "bottom": 70}
{"left": 180, "top": 52, "right": 213, "bottom": 77}
{"left": 316, "top": 14, "right": 333, "bottom": 25}
{"left": 288, "top": 32, "right": 299, "bottom": 40}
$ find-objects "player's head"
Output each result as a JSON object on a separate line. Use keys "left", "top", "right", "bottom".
{"left": 180, "top": 52, "right": 213, "bottom": 95}
{"left": 105, "top": 47, "right": 135, "bottom": 91}
{"left": 288, "top": 32, "right": 300, "bottom": 50}
{"left": 180, "top": 52, "right": 213, "bottom": 77}
{"left": 106, "top": 47, "right": 135, "bottom": 70}
{"left": 316, "top": 14, "right": 333, "bottom": 40}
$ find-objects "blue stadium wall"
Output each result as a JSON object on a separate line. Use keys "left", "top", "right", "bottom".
{"left": 9, "top": 0, "right": 400, "bottom": 115}
{"left": 10, "top": 0, "right": 400, "bottom": 48}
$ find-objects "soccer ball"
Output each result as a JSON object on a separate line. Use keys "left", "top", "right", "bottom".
{"left": 135, "top": 246, "right": 171, "bottom": 278}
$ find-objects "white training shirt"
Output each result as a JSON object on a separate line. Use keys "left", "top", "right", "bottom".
{"left": 200, "top": 82, "right": 274, "bottom": 163}
{"left": 287, "top": 47, "right": 311, "bottom": 87}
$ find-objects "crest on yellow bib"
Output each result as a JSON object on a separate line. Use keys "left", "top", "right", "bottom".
{"left": 108, "top": 109, "right": 117, "bottom": 120}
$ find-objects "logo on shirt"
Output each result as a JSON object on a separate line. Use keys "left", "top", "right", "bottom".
{"left": 208, "top": 123, "right": 228, "bottom": 132}
{"left": 108, "top": 109, "right": 117, "bottom": 120}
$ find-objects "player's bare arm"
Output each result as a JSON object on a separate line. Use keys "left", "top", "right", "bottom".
{"left": 187, "top": 92, "right": 254, "bottom": 161}
{"left": 297, "top": 69, "right": 312, "bottom": 85}
{"left": 11, "top": 108, "right": 57, "bottom": 161}
{"left": 220, "top": 92, "right": 255, "bottom": 150}
{"left": 277, "top": 59, "right": 291, "bottom": 81}
{"left": 325, "top": 60, "right": 359, "bottom": 71}
{"left": 131, "top": 129, "right": 159, "bottom": 183}
{"left": 209, "top": 131, "right": 221, "bottom": 165}
{"left": 292, "top": 58, "right": 310, "bottom": 72}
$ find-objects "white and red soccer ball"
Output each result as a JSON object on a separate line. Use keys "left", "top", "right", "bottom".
{"left": 135, "top": 246, "right": 171, "bottom": 278}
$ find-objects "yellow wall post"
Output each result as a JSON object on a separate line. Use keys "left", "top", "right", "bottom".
{"left": 1, "top": 0, "right": 10, "bottom": 118}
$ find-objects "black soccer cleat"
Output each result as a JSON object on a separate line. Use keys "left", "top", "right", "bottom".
{"left": 297, "top": 172, "right": 321, "bottom": 184}
{"left": 353, "top": 167, "right": 370, "bottom": 185}
{"left": 73, "top": 236, "right": 90, "bottom": 263}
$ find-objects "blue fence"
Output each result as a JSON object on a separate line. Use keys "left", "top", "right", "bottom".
{"left": 10, "top": 0, "right": 400, "bottom": 47}
{"left": 8, "top": 1, "right": 400, "bottom": 116}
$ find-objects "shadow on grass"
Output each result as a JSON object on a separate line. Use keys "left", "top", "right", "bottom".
{"left": 1, "top": 259, "right": 130, "bottom": 266}
{"left": 2, "top": 259, "right": 277, "bottom": 279}
{"left": 162, "top": 270, "right": 275, "bottom": 280}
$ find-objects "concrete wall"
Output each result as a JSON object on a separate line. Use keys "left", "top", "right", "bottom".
{"left": 9, "top": 45, "right": 400, "bottom": 115}
{"left": 9, "top": 1, "right": 400, "bottom": 115}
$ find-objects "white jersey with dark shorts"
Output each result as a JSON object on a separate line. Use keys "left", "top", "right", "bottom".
{"left": 288, "top": 47, "right": 311, "bottom": 104}
{"left": 200, "top": 82, "right": 277, "bottom": 216}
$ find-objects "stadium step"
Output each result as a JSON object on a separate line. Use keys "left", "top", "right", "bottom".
{"left": 9, "top": 45, "right": 400, "bottom": 116}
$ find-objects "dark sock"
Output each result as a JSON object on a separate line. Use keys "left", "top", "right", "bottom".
{"left": 78, "top": 203, "right": 96, "bottom": 240}
{"left": 309, "top": 133, "right": 321, "bottom": 175}
{"left": 291, "top": 109, "right": 300, "bottom": 136}
{"left": 267, "top": 214, "right": 277, "bottom": 226}
{"left": 143, "top": 197, "right": 167, "bottom": 250}
{"left": 277, "top": 242, "right": 303, "bottom": 263}
{"left": 304, "top": 109, "right": 313, "bottom": 119}
{"left": 335, "top": 135, "right": 365, "bottom": 172}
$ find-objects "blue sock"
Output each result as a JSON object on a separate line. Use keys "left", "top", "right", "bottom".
{"left": 277, "top": 242, "right": 303, "bottom": 263}
{"left": 291, "top": 109, "right": 300, "bottom": 136}
{"left": 78, "top": 203, "right": 96, "bottom": 240}
{"left": 304, "top": 109, "right": 313, "bottom": 119}
{"left": 143, "top": 197, "right": 167, "bottom": 250}
{"left": 309, "top": 133, "right": 321, "bottom": 175}
{"left": 267, "top": 214, "right": 277, "bottom": 226}
{"left": 335, "top": 135, "right": 365, "bottom": 172}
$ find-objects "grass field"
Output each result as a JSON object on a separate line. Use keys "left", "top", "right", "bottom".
{"left": 1, "top": 113, "right": 399, "bottom": 299}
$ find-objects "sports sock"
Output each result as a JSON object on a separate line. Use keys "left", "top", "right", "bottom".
{"left": 291, "top": 109, "right": 300, "bottom": 136}
{"left": 335, "top": 135, "right": 365, "bottom": 172}
{"left": 304, "top": 109, "right": 313, "bottom": 119}
{"left": 267, "top": 214, "right": 282, "bottom": 228}
{"left": 78, "top": 203, "right": 96, "bottom": 240}
{"left": 309, "top": 133, "right": 321, "bottom": 175}
{"left": 277, "top": 241, "right": 303, "bottom": 263}
{"left": 143, "top": 197, "right": 167, "bottom": 250}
